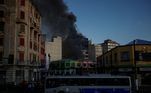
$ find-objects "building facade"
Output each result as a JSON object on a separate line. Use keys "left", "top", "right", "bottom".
{"left": 0, "top": 0, "right": 45, "bottom": 84}
{"left": 101, "top": 39, "right": 119, "bottom": 53}
{"left": 88, "top": 41, "right": 103, "bottom": 62}
{"left": 45, "top": 36, "right": 62, "bottom": 62}
{"left": 97, "top": 39, "right": 151, "bottom": 86}
{"left": 95, "top": 44, "right": 103, "bottom": 60}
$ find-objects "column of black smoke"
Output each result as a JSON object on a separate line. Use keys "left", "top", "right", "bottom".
{"left": 32, "top": 0, "right": 88, "bottom": 60}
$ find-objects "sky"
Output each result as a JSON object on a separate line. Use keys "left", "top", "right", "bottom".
{"left": 64, "top": 0, "right": 151, "bottom": 45}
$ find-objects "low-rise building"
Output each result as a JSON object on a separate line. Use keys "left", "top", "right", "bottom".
{"left": 97, "top": 39, "right": 151, "bottom": 86}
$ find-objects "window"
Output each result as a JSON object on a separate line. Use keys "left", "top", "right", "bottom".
{"left": 0, "top": 10, "right": 4, "bottom": 17}
{"left": 19, "top": 38, "right": 24, "bottom": 46}
{"left": 41, "top": 48, "right": 45, "bottom": 54}
{"left": 20, "top": 25, "right": 25, "bottom": 33}
{"left": 34, "top": 31, "right": 37, "bottom": 39}
{"left": 0, "top": 38, "right": 3, "bottom": 46}
{"left": 0, "top": 22, "right": 5, "bottom": 32}
{"left": 135, "top": 51, "right": 151, "bottom": 61}
{"left": 0, "top": 0, "right": 4, "bottom": 4}
{"left": 30, "top": 41, "right": 32, "bottom": 49}
{"left": 120, "top": 51, "right": 130, "bottom": 61}
{"left": 30, "top": 53, "right": 32, "bottom": 62}
{"left": 20, "top": 11, "right": 25, "bottom": 19}
{"left": 34, "top": 43, "right": 37, "bottom": 51}
{"left": 46, "top": 77, "right": 130, "bottom": 88}
{"left": 20, "top": 0, "right": 25, "bottom": 6}
{"left": 33, "top": 54, "right": 36, "bottom": 62}
{"left": 19, "top": 51, "right": 24, "bottom": 62}
{"left": 8, "top": 55, "right": 14, "bottom": 64}
{"left": 0, "top": 51, "right": 3, "bottom": 61}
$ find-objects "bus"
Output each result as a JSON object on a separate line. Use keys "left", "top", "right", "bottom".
{"left": 45, "top": 74, "right": 132, "bottom": 93}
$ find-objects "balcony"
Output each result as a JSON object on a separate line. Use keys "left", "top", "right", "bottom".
{"left": 17, "top": 46, "right": 25, "bottom": 51}
{"left": 16, "top": 18, "right": 27, "bottom": 25}
{"left": 15, "top": 60, "right": 40, "bottom": 67}
{"left": 18, "top": 32, "right": 25, "bottom": 37}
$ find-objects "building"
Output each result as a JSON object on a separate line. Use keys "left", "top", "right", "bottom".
{"left": 101, "top": 39, "right": 119, "bottom": 53}
{"left": 88, "top": 41, "right": 103, "bottom": 62}
{"left": 88, "top": 41, "right": 96, "bottom": 62}
{"left": 95, "top": 44, "right": 103, "bottom": 60}
{"left": 48, "top": 59, "right": 96, "bottom": 75}
{"left": 97, "top": 39, "right": 151, "bottom": 86}
{"left": 0, "top": 0, "right": 45, "bottom": 84}
{"left": 45, "top": 36, "right": 62, "bottom": 63}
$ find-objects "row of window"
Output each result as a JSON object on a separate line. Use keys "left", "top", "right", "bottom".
{"left": 20, "top": 38, "right": 44, "bottom": 53}
{"left": 19, "top": 51, "right": 40, "bottom": 62}
{"left": 0, "top": 16, "right": 25, "bottom": 33}
{"left": 0, "top": 0, "right": 40, "bottom": 20}
{"left": 46, "top": 78, "right": 130, "bottom": 88}
{"left": 0, "top": 51, "right": 44, "bottom": 64}
{"left": 0, "top": 0, "right": 23, "bottom": 19}
{"left": 103, "top": 51, "right": 151, "bottom": 64}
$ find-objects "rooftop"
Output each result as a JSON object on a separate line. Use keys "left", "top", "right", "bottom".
{"left": 127, "top": 39, "right": 151, "bottom": 45}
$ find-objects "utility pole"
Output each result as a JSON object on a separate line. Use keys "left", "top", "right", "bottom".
{"left": 133, "top": 40, "right": 138, "bottom": 93}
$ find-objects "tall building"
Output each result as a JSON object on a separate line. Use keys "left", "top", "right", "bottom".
{"left": 102, "top": 39, "right": 119, "bottom": 53}
{"left": 80, "top": 37, "right": 89, "bottom": 60}
{"left": 88, "top": 41, "right": 102, "bottom": 62}
{"left": 88, "top": 41, "right": 95, "bottom": 61}
{"left": 95, "top": 44, "right": 103, "bottom": 59}
{"left": 0, "top": 0, "right": 45, "bottom": 84}
{"left": 45, "top": 36, "right": 62, "bottom": 63}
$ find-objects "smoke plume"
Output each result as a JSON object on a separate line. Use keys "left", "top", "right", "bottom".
{"left": 32, "top": 0, "right": 71, "bottom": 40}
{"left": 32, "top": 0, "right": 88, "bottom": 60}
